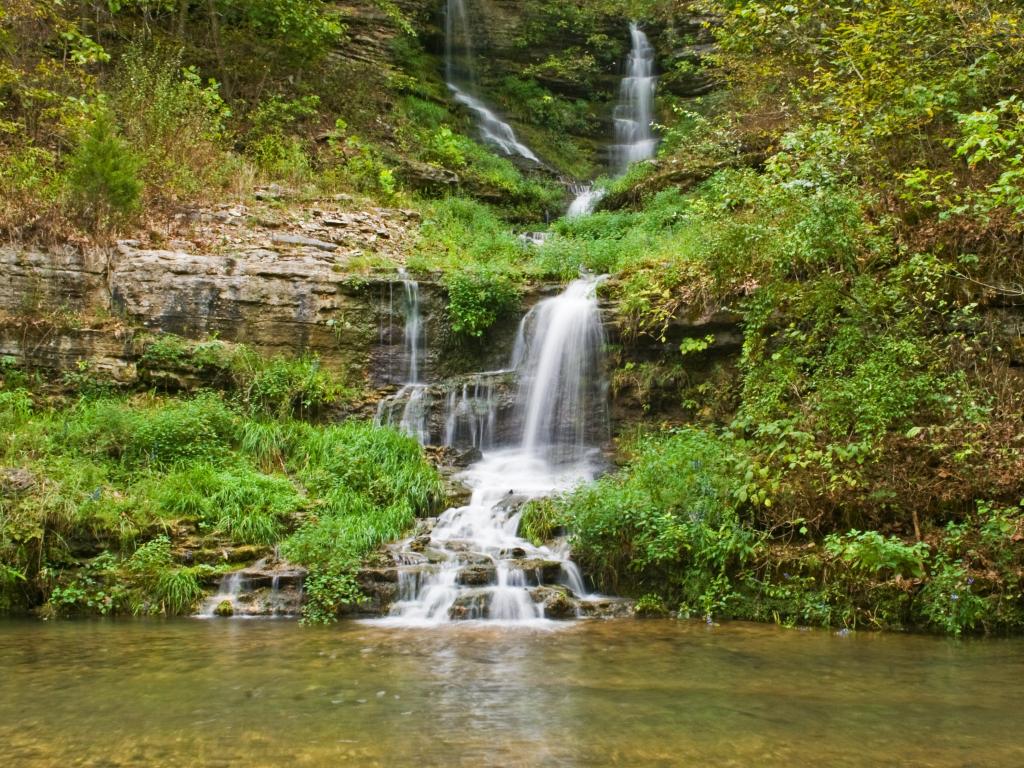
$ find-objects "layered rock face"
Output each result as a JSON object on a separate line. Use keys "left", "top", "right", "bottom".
{"left": 1, "top": 200, "right": 419, "bottom": 385}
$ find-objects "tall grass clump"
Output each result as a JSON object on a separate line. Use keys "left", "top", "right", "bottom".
{"left": 281, "top": 422, "right": 443, "bottom": 622}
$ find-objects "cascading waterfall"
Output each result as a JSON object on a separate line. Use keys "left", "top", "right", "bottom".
{"left": 612, "top": 22, "right": 658, "bottom": 174}
{"left": 378, "top": 277, "right": 607, "bottom": 626}
{"left": 566, "top": 185, "right": 605, "bottom": 219}
{"left": 568, "top": 22, "right": 659, "bottom": 216}
{"left": 445, "top": 0, "right": 540, "bottom": 162}
{"left": 375, "top": 272, "right": 431, "bottom": 443}
{"left": 443, "top": 375, "right": 500, "bottom": 451}
{"left": 513, "top": 278, "right": 608, "bottom": 462}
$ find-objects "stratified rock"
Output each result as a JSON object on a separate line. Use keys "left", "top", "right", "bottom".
{"left": 271, "top": 233, "right": 338, "bottom": 252}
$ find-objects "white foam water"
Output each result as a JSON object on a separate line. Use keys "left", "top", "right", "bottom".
{"left": 612, "top": 22, "right": 659, "bottom": 174}
{"left": 376, "top": 276, "right": 608, "bottom": 627}
{"left": 567, "top": 185, "right": 606, "bottom": 218}
{"left": 445, "top": 0, "right": 540, "bottom": 162}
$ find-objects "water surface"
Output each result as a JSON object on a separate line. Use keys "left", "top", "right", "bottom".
{"left": 1, "top": 619, "right": 1021, "bottom": 767}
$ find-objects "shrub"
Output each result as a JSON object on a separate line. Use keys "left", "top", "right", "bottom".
{"left": 444, "top": 266, "right": 522, "bottom": 338}
{"left": 558, "top": 427, "right": 759, "bottom": 615}
{"left": 65, "top": 109, "right": 142, "bottom": 229}
{"left": 824, "top": 530, "right": 929, "bottom": 579}
{"left": 111, "top": 45, "right": 232, "bottom": 201}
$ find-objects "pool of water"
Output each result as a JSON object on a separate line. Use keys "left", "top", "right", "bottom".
{"left": 1, "top": 619, "right": 1021, "bottom": 767}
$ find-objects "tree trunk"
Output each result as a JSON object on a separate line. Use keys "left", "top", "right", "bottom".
{"left": 177, "top": 0, "right": 189, "bottom": 38}
{"left": 206, "top": 0, "right": 229, "bottom": 96}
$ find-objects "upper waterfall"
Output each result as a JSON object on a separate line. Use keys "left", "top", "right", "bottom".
{"left": 445, "top": 0, "right": 540, "bottom": 163}
{"left": 567, "top": 22, "right": 659, "bottom": 216}
{"left": 611, "top": 22, "right": 659, "bottom": 174}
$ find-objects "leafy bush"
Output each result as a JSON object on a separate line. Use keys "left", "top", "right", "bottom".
{"left": 824, "top": 531, "right": 929, "bottom": 579}
{"left": 558, "top": 428, "right": 759, "bottom": 616}
{"left": 916, "top": 555, "right": 988, "bottom": 636}
{"left": 65, "top": 109, "right": 142, "bottom": 229}
{"left": 244, "top": 95, "right": 319, "bottom": 181}
{"left": 444, "top": 266, "right": 522, "bottom": 338}
{"left": 111, "top": 45, "right": 232, "bottom": 200}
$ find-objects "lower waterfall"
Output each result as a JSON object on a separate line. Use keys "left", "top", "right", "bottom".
{"left": 377, "top": 276, "right": 608, "bottom": 626}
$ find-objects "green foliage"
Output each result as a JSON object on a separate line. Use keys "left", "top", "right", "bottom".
{"left": 123, "top": 535, "right": 204, "bottom": 615}
{"left": 824, "top": 531, "right": 929, "bottom": 579}
{"left": 280, "top": 421, "right": 442, "bottom": 622}
{"left": 518, "top": 498, "right": 561, "bottom": 546}
{"left": 208, "top": 470, "right": 301, "bottom": 545}
{"left": 558, "top": 428, "right": 759, "bottom": 616}
{"left": 67, "top": 393, "right": 238, "bottom": 469}
{"left": 222, "top": 0, "right": 344, "bottom": 59}
{"left": 244, "top": 95, "right": 319, "bottom": 181}
{"left": 0, "top": 373, "right": 442, "bottom": 619}
{"left": 300, "top": 566, "right": 363, "bottom": 625}
{"left": 229, "top": 349, "right": 342, "bottom": 419}
{"left": 65, "top": 109, "right": 142, "bottom": 228}
{"left": 111, "top": 44, "right": 232, "bottom": 200}
{"left": 916, "top": 555, "right": 988, "bottom": 637}
{"left": 444, "top": 267, "right": 522, "bottom": 338}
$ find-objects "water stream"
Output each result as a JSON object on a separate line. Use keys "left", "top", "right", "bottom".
{"left": 374, "top": 272, "right": 430, "bottom": 443}
{"left": 568, "top": 21, "right": 659, "bottom": 215}
{"left": 379, "top": 276, "right": 608, "bottom": 625}
{"left": 612, "top": 22, "right": 659, "bottom": 174}
{"left": 445, "top": 0, "right": 539, "bottom": 162}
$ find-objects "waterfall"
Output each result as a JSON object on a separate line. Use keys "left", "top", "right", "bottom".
{"left": 612, "top": 22, "right": 659, "bottom": 175}
{"left": 445, "top": 0, "right": 540, "bottom": 162}
{"left": 566, "top": 185, "right": 606, "bottom": 219}
{"left": 513, "top": 277, "right": 608, "bottom": 462}
{"left": 375, "top": 272, "right": 431, "bottom": 443}
{"left": 378, "top": 277, "right": 608, "bottom": 626}
{"left": 567, "top": 22, "right": 659, "bottom": 216}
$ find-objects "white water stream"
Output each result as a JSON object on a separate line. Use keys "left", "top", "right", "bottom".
{"left": 612, "top": 22, "right": 659, "bottom": 174}
{"left": 446, "top": 0, "right": 540, "bottom": 162}
{"left": 375, "top": 272, "right": 431, "bottom": 442}
{"left": 377, "top": 276, "right": 608, "bottom": 626}
{"left": 568, "top": 22, "right": 659, "bottom": 215}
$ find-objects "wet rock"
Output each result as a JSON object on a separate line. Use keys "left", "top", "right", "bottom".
{"left": 514, "top": 559, "right": 564, "bottom": 585}
{"left": 457, "top": 565, "right": 496, "bottom": 586}
{"left": 448, "top": 591, "right": 491, "bottom": 620}
{"left": 213, "top": 600, "right": 234, "bottom": 617}
{"left": 578, "top": 597, "right": 635, "bottom": 620}
{"left": 492, "top": 493, "right": 530, "bottom": 516}
{"left": 407, "top": 534, "right": 432, "bottom": 553}
{"left": 543, "top": 592, "right": 578, "bottom": 620}
{"left": 452, "top": 446, "right": 483, "bottom": 468}
{"left": 358, "top": 567, "right": 399, "bottom": 584}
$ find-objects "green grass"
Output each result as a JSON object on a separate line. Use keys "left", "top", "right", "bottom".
{"left": 0, "top": 375, "right": 441, "bottom": 619}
